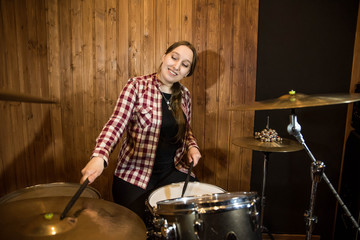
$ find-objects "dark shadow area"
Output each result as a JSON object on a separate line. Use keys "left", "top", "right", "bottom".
{"left": 252, "top": 1, "right": 359, "bottom": 239}
{"left": 0, "top": 107, "right": 58, "bottom": 198}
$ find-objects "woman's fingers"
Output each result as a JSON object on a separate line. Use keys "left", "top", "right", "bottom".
{"left": 80, "top": 157, "right": 104, "bottom": 184}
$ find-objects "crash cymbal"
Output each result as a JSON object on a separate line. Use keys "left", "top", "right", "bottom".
{"left": 0, "top": 89, "right": 57, "bottom": 103}
{"left": 232, "top": 136, "right": 303, "bottom": 152}
{"left": 228, "top": 91, "right": 360, "bottom": 111}
{"left": 0, "top": 197, "right": 147, "bottom": 240}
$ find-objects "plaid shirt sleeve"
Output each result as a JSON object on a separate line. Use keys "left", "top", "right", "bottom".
{"left": 91, "top": 79, "right": 138, "bottom": 165}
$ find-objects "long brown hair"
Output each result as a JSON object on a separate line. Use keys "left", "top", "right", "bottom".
{"left": 160, "top": 41, "right": 197, "bottom": 142}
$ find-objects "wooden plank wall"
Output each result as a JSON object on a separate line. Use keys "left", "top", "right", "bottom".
{"left": 0, "top": 0, "right": 259, "bottom": 201}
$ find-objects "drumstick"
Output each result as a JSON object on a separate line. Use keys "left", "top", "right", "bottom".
{"left": 60, "top": 178, "right": 89, "bottom": 220}
{"left": 181, "top": 161, "right": 194, "bottom": 198}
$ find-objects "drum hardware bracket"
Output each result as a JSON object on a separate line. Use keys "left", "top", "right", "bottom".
{"left": 250, "top": 198, "right": 261, "bottom": 232}
{"left": 151, "top": 217, "right": 177, "bottom": 239}
{"left": 162, "top": 219, "right": 177, "bottom": 239}
{"left": 304, "top": 161, "right": 324, "bottom": 239}
{"left": 287, "top": 110, "right": 360, "bottom": 240}
{"left": 194, "top": 219, "right": 203, "bottom": 240}
{"left": 194, "top": 211, "right": 203, "bottom": 240}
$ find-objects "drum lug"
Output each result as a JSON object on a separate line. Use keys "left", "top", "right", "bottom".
{"left": 161, "top": 219, "right": 177, "bottom": 239}
{"left": 194, "top": 218, "right": 203, "bottom": 239}
{"left": 249, "top": 199, "right": 260, "bottom": 232}
{"left": 153, "top": 218, "right": 177, "bottom": 239}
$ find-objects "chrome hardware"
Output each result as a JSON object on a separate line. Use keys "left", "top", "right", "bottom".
{"left": 152, "top": 217, "right": 177, "bottom": 239}
{"left": 249, "top": 199, "right": 260, "bottom": 232}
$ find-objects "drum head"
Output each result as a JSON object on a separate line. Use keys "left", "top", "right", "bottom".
{"left": 148, "top": 181, "right": 225, "bottom": 209}
{"left": 0, "top": 182, "right": 101, "bottom": 204}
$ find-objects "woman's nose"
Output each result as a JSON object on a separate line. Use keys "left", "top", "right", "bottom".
{"left": 173, "top": 61, "right": 181, "bottom": 70}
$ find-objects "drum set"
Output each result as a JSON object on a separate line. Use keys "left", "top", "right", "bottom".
{"left": 1, "top": 91, "right": 360, "bottom": 240}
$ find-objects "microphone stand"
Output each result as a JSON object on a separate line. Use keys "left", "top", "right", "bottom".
{"left": 287, "top": 109, "right": 360, "bottom": 240}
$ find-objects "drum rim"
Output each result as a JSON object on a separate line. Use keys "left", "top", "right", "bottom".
{"left": 0, "top": 182, "right": 101, "bottom": 204}
{"left": 156, "top": 191, "right": 259, "bottom": 214}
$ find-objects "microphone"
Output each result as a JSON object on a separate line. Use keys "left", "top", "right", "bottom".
{"left": 287, "top": 112, "right": 304, "bottom": 143}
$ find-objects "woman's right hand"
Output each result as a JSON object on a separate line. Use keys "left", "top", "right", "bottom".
{"left": 80, "top": 156, "right": 105, "bottom": 184}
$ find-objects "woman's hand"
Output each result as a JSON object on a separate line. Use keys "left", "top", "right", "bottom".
{"left": 80, "top": 157, "right": 105, "bottom": 184}
{"left": 187, "top": 147, "right": 201, "bottom": 167}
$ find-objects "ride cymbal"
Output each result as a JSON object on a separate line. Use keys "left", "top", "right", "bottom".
{"left": 232, "top": 136, "right": 303, "bottom": 152}
{"left": 0, "top": 89, "right": 57, "bottom": 103}
{"left": 228, "top": 92, "right": 360, "bottom": 111}
{"left": 0, "top": 196, "right": 147, "bottom": 240}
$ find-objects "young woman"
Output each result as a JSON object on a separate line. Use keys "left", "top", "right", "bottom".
{"left": 80, "top": 41, "right": 201, "bottom": 221}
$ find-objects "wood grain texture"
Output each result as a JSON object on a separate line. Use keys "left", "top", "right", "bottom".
{"left": 0, "top": 0, "right": 260, "bottom": 201}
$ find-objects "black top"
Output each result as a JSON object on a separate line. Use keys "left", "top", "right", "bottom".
{"left": 153, "top": 92, "right": 182, "bottom": 174}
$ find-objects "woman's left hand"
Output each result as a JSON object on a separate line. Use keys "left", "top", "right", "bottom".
{"left": 187, "top": 147, "right": 201, "bottom": 167}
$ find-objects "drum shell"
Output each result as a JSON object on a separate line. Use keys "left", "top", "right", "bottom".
{"left": 0, "top": 182, "right": 101, "bottom": 204}
{"left": 154, "top": 192, "right": 261, "bottom": 240}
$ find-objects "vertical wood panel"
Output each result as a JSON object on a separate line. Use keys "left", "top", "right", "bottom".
{"left": 93, "top": 0, "right": 109, "bottom": 199}
{"left": 218, "top": 0, "right": 233, "bottom": 190}
{"left": 167, "top": 0, "right": 180, "bottom": 44}
{"left": 192, "top": 0, "right": 208, "bottom": 182}
{"left": 106, "top": 0, "right": 119, "bottom": 112}
{"left": 46, "top": 0, "right": 65, "bottom": 181}
{"left": 59, "top": 0, "right": 74, "bottom": 182}
{"left": 117, "top": 0, "right": 129, "bottom": 83}
{"left": 143, "top": 0, "right": 155, "bottom": 74}
{"left": 129, "top": 0, "right": 141, "bottom": 76}
{"left": 4, "top": 0, "right": 28, "bottom": 190}
{"left": 0, "top": 1, "right": 6, "bottom": 194}
{"left": 24, "top": 0, "right": 42, "bottom": 184}
{"left": 155, "top": 0, "right": 167, "bottom": 69}
{"left": 102, "top": 0, "right": 119, "bottom": 200}
{"left": 0, "top": 0, "right": 260, "bottom": 201}
{"left": 205, "top": 0, "right": 221, "bottom": 187}
{"left": 178, "top": 0, "right": 193, "bottom": 90}
{"left": 82, "top": 0, "right": 97, "bottom": 187}
{"left": 240, "top": 0, "right": 258, "bottom": 190}
{"left": 71, "top": 0, "right": 84, "bottom": 180}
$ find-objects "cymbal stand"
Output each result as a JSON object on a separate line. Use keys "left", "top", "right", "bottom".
{"left": 287, "top": 109, "right": 360, "bottom": 240}
{"left": 259, "top": 116, "right": 274, "bottom": 239}
{"left": 260, "top": 151, "right": 274, "bottom": 240}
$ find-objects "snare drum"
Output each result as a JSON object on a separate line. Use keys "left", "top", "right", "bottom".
{"left": 153, "top": 192, "right": 261, "bottom": 240}
{"left": 0, "top": 182, "right": 101, "bottom": 204}
{"left": 147, "top": 181, "right": 225, "bottom": 215}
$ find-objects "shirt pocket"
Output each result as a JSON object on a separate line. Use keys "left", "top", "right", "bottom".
{"left": 135, "top": 105, "right": 153, "bottom": 129}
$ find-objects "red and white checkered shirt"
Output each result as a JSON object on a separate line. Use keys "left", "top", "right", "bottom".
{"left": 91, "top": 73, "right": 199, "bottom": 189}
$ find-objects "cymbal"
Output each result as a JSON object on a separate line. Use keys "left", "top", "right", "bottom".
{"left": 0, "top": 197, "right": 147, "bottom": 240}
{"left": 0, "top": 89, "right": 57, "bottom": 103}
{"left": 228, "top": 92, "right": 360, "bottom": 111}
{"left": 232, "top": 136, "right": 303, "bottom": 152}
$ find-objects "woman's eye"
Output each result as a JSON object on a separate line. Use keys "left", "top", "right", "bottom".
{"left": 182, "top": 63, "right": 189, "bottom": 68}
{"left": 171, "top": 56, "right": 177, "bottom": 60}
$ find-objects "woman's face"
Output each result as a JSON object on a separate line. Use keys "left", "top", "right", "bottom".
{"left": 159, "top": 45, "right": 193, "bottom": 86}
